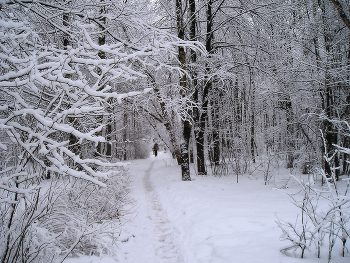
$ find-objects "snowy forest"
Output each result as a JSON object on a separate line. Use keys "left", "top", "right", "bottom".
{"left": 0, "top": 0, "right": 350, "bottom": 262}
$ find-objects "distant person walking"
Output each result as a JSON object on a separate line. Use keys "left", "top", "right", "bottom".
{"left": 153, "top": 143, "right": 159, "bottom": 157}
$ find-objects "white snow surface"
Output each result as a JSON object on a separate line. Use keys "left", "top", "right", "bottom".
{"left": 66, "top": 152, "right": 349, "bottom": 263}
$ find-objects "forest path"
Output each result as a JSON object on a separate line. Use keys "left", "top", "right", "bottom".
{"left": 115, "top": 153, "right": 183, "bottom": 263}
{"left": 142, "top": 159, "right": 183, "bottom": 263}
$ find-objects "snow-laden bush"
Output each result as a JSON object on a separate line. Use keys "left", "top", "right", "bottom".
{"left": 277, "top": 122, "right": 350, "bottom": 261}
{"left": 277, "top": 172, "right": 350, "bottom": 260}
{"left": 45, "top": 168, "right": 131, "bottom": 260}
{"left": 0, "top": 16, "right": 130, "bottom": 262}
{"left": 0, "top": 167, "right": 130, "bottom": 263}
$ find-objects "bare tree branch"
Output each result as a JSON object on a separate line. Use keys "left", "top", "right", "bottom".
{"left": 329, "top": 0, "right": 350, "bottom": 30}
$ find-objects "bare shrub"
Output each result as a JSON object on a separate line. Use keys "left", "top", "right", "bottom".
{"left": 277, "top": 172, "right": 350, "bottom": 261}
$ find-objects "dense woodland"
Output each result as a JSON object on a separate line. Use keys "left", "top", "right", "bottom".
{"left": 0, "top": 0, "right": 350, "bottom": 262}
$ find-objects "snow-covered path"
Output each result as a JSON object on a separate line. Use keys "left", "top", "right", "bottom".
{"left": 116, "top": 153, "right": 349, "bottom": 263}
{"left": 112, "top": 152, "right": 184, "bottom": 263}
{"left": 142, "top": 160, "right": 183, "bottom": 263}
{"left": 67, "top": 152, "right": 349, "bottom": 263}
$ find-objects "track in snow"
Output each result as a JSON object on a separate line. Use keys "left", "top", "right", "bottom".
{"left": 142, "top": 160, "right": 183, "bottom": 263}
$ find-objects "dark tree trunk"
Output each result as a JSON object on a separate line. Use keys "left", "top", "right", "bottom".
{"left": 329, "top": 0, "right": 350, "bottom": 30}
{"left": 189, "top": 0, "right": 206, "bottom": 175}
{"left": 248, "top": 65, "right": 256, "bottom": 163}
{"left": 344, "top": 52, "right": 350, "bottom": 174}
{"left": 176, "top": 0, "right": 191, "bottom": 181}
{"left": 181, "top": 120, "right": 192, "bottom": 180}
{"left": 63, "top": 8, "right": 81, "bottom": 161}
{"left": 343, "top": 135, "right": 349, "bottom": 175}
{"left": 318, "top": 0, "right": 339, "bottom": 180}
{"left": 324, "top": 87, "right": 339, "bottom": 180}
{"left": 211, "top": 92, "right": 220, "bottom": 167}
{"left": 212, "top": 129, "right": 220, "bottom": 166}
{"left": 283, "top": 96, "right": 295, "bottom": 168}
{"left": 123, "top": 109, "right": 127, "bottom": 160}
{"left": 98, "top": 2, "right": 106, "bottom": 59}
{"left": 250, "top": 90, "right": 256, "bottom": 163}
{"left": 206, "top": 0, "right": 221, "bottom": 169}
{"left": 198, "top": 87, "right": 209, "bottom": 174}
{"left": 96, "top": 2, "right": 109, "bottom": 156}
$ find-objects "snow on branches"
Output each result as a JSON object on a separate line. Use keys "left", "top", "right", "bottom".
{"left": 277, "top": 120, "right": 350, "bottom": 260}
{"left": 0, "top": 1, "right": 201, "bottom": 195}
{"left": 0, "top": 1, "right": 204, "bottom": 261}
{"left": 0, "top": 18, "right": 118, "bottom": 190}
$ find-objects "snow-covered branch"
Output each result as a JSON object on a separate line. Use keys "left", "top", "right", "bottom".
{"left": 0, "top": 1, "right": 206, "bottom": 261}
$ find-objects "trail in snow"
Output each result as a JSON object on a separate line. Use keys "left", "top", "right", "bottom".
{"left": 142, "top": 160, "right": 183, "bottom": 263}
{"left": 66, "top": 153, "right": 350, "bottom": 263}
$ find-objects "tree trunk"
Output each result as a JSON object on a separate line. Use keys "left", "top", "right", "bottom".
{"left": 282, "top": 95, "right": 295, "bottom": 168}
{"left": 329, "top": 0, "right": 350, "bottom": 31}
{"left": 344, "top": 45, "right": 350, "bottom": 174}
{"left": 176, "top": 0, "right": 191, "bottom": 181}
{"left": 63, "top": 6, "right": 81, "bottom": 163}
{"left": 189, "top": 0, "right": 206, "bottom": 175}
{"left": 319, "top": 0, "right": 339, "bottom": 180}
{"left": 206, "top": 0, "right": 220, "bottom": 169}
{"left": 249, "top": 66, "right": 256, "bottom": 163}
{"left": 211, "top": 94, "right": 220, "bottom": 167}
{"left": 123, "top": 108, "right": 127, "bottom": 160}
{"left": 96, "top": 2, "right": 110, "bottom": 156}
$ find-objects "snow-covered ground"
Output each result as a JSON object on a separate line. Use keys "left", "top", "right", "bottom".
{"left": 66, "top": 152, "right": 349, "bottom": 263}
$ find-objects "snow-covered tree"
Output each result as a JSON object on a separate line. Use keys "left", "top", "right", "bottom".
{"left": 0, "top": 0, "right": 203, "bottom": 261}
